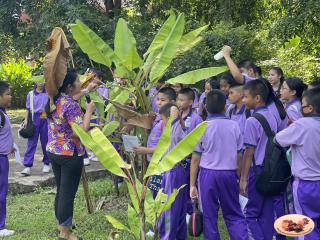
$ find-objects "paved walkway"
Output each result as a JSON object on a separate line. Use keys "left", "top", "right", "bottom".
{"left": 9, "top": 125, "right": 108, "bottom": 194}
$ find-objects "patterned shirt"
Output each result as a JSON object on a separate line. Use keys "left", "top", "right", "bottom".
{"left": 46, "top": 94, "right": 85, "bottom": 156}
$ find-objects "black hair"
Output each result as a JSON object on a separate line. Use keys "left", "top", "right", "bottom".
{"left": 159, "top": 102, "right": 177, "bottom": 118}
{"left": 243, "top": 80, "right": 269, "bottom": 103}
{"left": 270, "top": 67, "right": 285, "bottom": 96}
{"left": 219, "top": 73, "right": 239, "bottom": 88}
{"left": 90, "top": 68, "right": 104, "bottom": 80}
{"left": 178, "top": 87, "right": 195, "bottom": 101}
{"left": 285, "top": 77, "right": 307, "bottom": 99}
{"left": 309, "top": 78, "right": 320, "bottom": 89}
{"left": 158, "top": 77, "right": 166, "bottom": 84}
{"left": 206, "top": 76, "right": 220, "bottom": 90}
{"left": 205, "top": 90, "right": 226, "bottom": 114}
{"left": 0, "top": 81, "right": 10, "bottom": 96}
{"left": 45, "top": 69, "right": 78, "bottom": 117}
{"left": 254, "top": 66, "right": 262, "bottom": 77}
{"left": 303, "top": 88, "right": 320, "bottom": 113}
{"left": 238, "top": 60, "right": 255, "bottom": 70}
{"left": 158, "top": 86, "right": 176, "bottom": 101}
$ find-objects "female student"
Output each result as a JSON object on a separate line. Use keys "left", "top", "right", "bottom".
{"left": 268, "top": 67, "right": 285, "bottom": 98}
{"left": 21, "top": 81, "right": 50, "bottom": 176}
{"left": 280, "top": 77, "right": 306, "bottom": 123}
{"left": 45, "top": 69, "right": 96, "bottom": 240}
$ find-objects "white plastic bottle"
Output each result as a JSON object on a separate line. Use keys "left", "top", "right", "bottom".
{"left": 214, "top": 50, "right": 224, "bottom": 61}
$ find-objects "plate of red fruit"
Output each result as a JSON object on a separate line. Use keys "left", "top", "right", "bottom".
{"left": 274, "top": 214, "right": 315, "bottom": 237}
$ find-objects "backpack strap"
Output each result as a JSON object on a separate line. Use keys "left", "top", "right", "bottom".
{"left": 245, "top": 108, "right": 251, "bottom": 119}
{"left": 0, "top": 110, "right": 5, "bottom": 129}
{"left": 252, "top": 113, "right": 274, "bottom": 138}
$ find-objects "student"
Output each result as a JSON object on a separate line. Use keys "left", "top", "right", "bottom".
{"left": 219, "top": 73, "right": 238, "bottom": 109}
{"left": 177, "top": 87, "right": 202, "bottom": 134}
{"left": 190, "top": 90, "right": 247, "bottom": 240}
{"left": 275, "top": 88, "right": 320, "bottom": 240}
{"left": 198, "top": 77, "right": 219, "bottom": 117}
{"left": 268, "top": 67, "right": 285, "bottom": 98}
{"left": 240, "top": 80, "right": 278, "bottom": 240}
{"left": 172, "top": 83, "right": 183, "bottom": 94}
{"left": 222, "top": 45, "right": 257, "bottom": 85}
{"left": 158, "top": 103, "right": 188, "bottom": 240}
{"left": 148, "top": 78, "right": 166, "bottom": 113}
{"left": 227, "top": 84, "right": 248, "bottom": 136}
{"left": 308, "top": 78, "right": 320, "bottom": 90}
{"left": 134, "top": 87, "right": 176, "bottom": 160}
{"left": 254, "top": 66, "right": 263, "bottom": 79}
{"left": 0, "top": 81, "right": 15, "bottom": 237}
{"left": 21, "top": 82, "right": 50, "bottom": 176}
{"left": 280, "top": 77, "right": 306, "bottom": 124}
{"left": 45, "top": 69, "right": 96, "bottom": 240}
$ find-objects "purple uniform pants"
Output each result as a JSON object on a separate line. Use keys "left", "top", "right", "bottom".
{"left": 245, "top": 167, "right": 274, "bottom": 240}
{"left": 23, "top": 113, "right": 49, "bottom": 167}
{"left": 159, "top": 165, "right": 188, "bottom": 240}
{"left": 199, "top": 168, "right": 248, "bottom": 240}
{"left": 273, "top": 194, "right": 287, "bottom": 240}
{"left": 292, "top": 178, "right": 320, "bottom": 240}
{"left": 0, "top": 155, "right": 9, "bottom": 230}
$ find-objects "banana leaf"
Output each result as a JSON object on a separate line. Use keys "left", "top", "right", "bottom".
{"left": 71, "top": 124, "right": 127, "bottom": 178}
{"left": 143, "top": 12, "right": 176, "bottom": 58}
{"left": 157, "top": 185, "right": 186, "bottom": 215}
{"left": 142, "top": 47, "right": 162, "bottom": 77}
{"left": 149, "top": 14, "right": 185, "bottom": 83}
{"left": 176, "top": 24, "right": 209, "bottom": 55}
{"left": 145, "top": 188, "right": 156, "bottom": 225}
{"left": 127, "top": 181, "right": 140, "bottom": 212}
{"left": 106, "top": 215, "right": 131, "bottom": 233}
{"left": 166, "top": 66, "right": 228, "bottom": 85}
{"left": 127, "top": 204, "right": 140, "bottom": 238}
{"left": 90, "top": 128, "right": 131, "bottom": 169}
{"left": 115, "top": 19, "right": 143, "bottom": 70}
{"left": 156, "top": 121, "right": 207, "bottom": 175}
{"left": 69, "top": 20, "right": 114, "bottom": 67}
{"left": 102, "top": 120, "right": 120, "bottom": 136}
{"left": 144, "top": 118, "right": 172, "bottom": 179}
{"left": 105, "top": 88, "right": 131, "bottom": 113}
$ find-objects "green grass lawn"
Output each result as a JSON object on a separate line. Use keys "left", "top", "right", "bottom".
{"left": 6, "top": 178, "right": 229, "bottom": 240}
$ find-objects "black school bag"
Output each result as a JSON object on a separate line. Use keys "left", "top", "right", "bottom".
{"left": 0, "top": 110, "right": 6, "bottom": 129}
{"left": 252, "top": 113, "right": 291, "bottom": 196}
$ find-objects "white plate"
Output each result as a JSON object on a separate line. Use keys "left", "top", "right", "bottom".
{"left": 274, "top": 214, "right": 315, "bottom": 237}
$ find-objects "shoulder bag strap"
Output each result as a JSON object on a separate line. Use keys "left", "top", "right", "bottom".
{"left": 30, "top": 91, "right": 34, "bottom": 121}
{"left": 252, "top": 113, "right": 274, "bottom": 138}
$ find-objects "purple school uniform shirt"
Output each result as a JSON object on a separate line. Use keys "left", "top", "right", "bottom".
{"left": 195, "top": 114, "right": 243, "bottom": 170}
{"left": 146, "top": 114, "right": 163, "bottom": 160}
{"left": 26, "top": 90, "right": 48, "bottom": 113}
{"left": 192, "top": 89, "right": 199, "bottom": 109}
{"left": 197, "top": 92, "right": 206, "bottom": 116}
{"left": 285, "top": 98, "right": 302, "bottom": 123}
{"left": 164, "top": 119, "right": 186, "bottom": 155}
{"left": 0, "top": 109, "right": 13, "bottom": 155}
{"left": 226, "top": 104, "right": 247, "bottom": 136}
{"left": 276, "top": 116, "right": 320, "bottom": 181}
{"left": 182, "top": 109, "right": 202, "bottom": 134}
{"left": 268, "top": 101, "right": 288, "bottom": 131}
{"left": 148, "top": 86, "right": 158, "bottom": 113}
{"left": 244, "top": 106, "right": 277, "bottom": 166}
{"left": 242, "top": 74, "right": 256, "bottom": 84}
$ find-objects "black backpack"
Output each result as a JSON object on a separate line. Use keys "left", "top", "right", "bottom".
{"left": 0, "top": 110, "right": 6, "bottom": 129}
{"left": 252, "top": 113, "right": 291, "bottom": 196}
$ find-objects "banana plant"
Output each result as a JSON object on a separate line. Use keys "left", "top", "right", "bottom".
{"left": 69, "top": 12, "right": 227, "bottom": 115}
{"left": 72, "top": 120, "right": 207, "bottom": 240}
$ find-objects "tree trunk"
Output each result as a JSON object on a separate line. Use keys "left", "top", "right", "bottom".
{"left": 139, "top": 210, "right": 146, "bottom": 240}
{"left": 81, "top": 168, "right": 94, "bottom": 214}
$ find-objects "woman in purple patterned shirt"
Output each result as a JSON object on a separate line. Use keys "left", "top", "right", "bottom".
{"left": 45, "top": 69, "right": 96, "bottom": 240}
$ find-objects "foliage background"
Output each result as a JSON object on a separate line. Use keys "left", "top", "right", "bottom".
{"left": 0, "top": 0, "right": 319, "bottom": 107}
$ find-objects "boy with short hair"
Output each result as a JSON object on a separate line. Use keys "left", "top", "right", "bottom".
{"left": 190, "top": 90, "right": 248, "bottom": 240}
{"left": 134, "top": 87, "right": 176, "bottom": 160}
{"left": 227, "top": 84, "right": 249, "bottom": 136}
{"left": 177, "top": 87, "right": 202, "bottom": 134}
{"left": 158, "top": 103, "right": 188, "bottom": 240}
{"left": 0, "top": 81, "right": 15, "bottom": 237}
{"left": 240, "top": 80, "right": 277, "bottom": 240}
{"left": 275, "top": 88, "right": 320, "bottom": 240}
